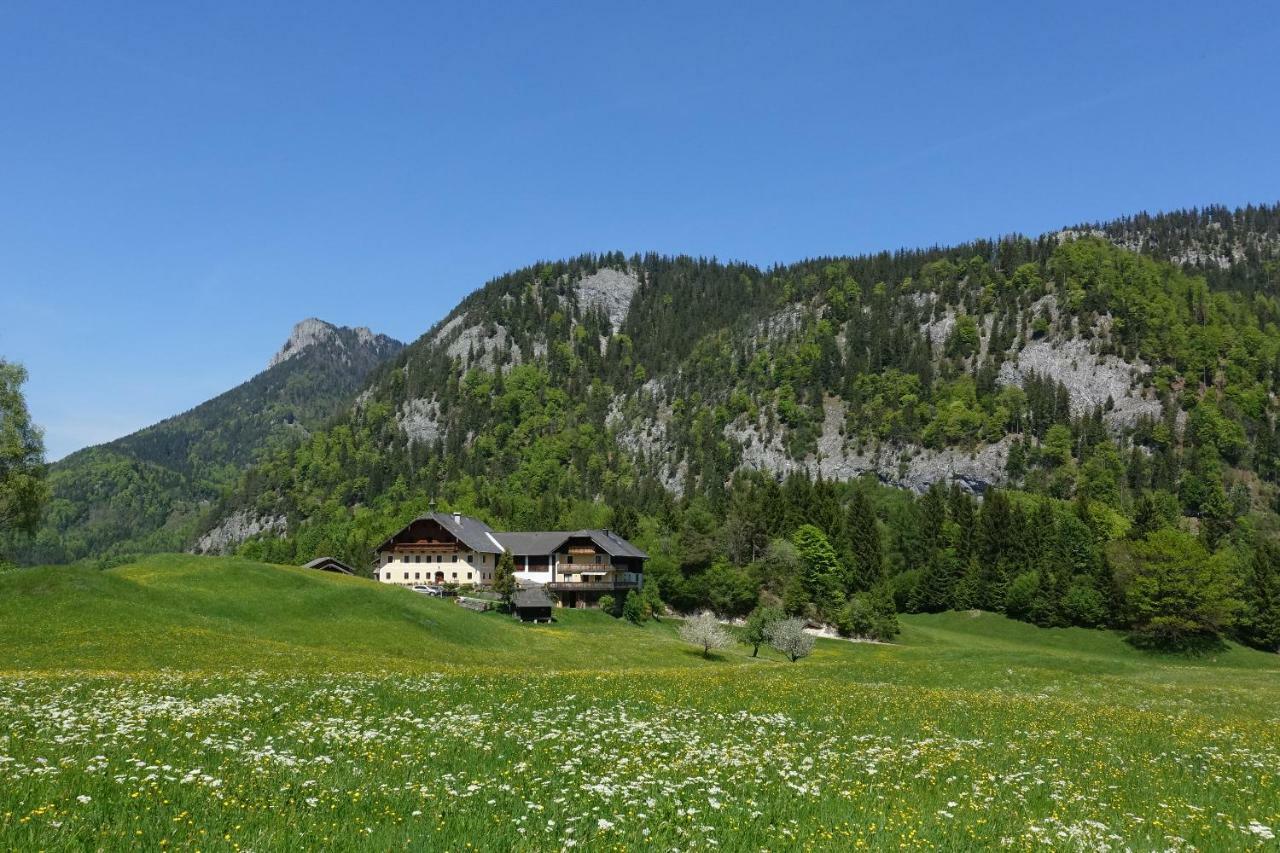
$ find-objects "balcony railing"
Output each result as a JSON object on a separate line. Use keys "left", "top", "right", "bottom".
{"left": 546, "top": 579, "right": 641, "bottom": 592}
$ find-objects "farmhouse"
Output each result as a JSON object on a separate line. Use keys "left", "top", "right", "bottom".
{"left": 373, "top": 511, "right": 647, "bottom": 608}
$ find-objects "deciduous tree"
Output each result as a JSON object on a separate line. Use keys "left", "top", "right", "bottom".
{"left": 679, "top": 611, "right": 732, "bottom": 658}
{"left": 766, "top": 616, "right": 815, "bottom": 662}
{"left": 0, "top": 361, "right": 47, "bottom": 540}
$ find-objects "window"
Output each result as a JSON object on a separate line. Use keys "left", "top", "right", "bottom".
{"left": 383, "top": 572, "right": 391, "bottom": 581}
{"left": 466, "top": 554, "right": 473, "bottom": 563}
{"left": 596, "top": 555, "right": 604, "bottom": 564}
{"left": 436, "top": 555, "right": 443, "bottom": 563}
{"left": 403, "top": 572, "right": 408, "bottom": 580}
{"left": 414, "top": 572, "right": 420, "bottom": 580}
{"left": 467, "top": 572, "right": 472, "bottom": 580}
{"left": 451, "top": 572, "right": 457, "bottom": 579}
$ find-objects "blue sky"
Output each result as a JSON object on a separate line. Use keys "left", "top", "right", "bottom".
{"left": 3, "top": 1, "right": 1278, "bottom": 460}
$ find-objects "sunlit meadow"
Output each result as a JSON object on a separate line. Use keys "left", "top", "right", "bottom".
{"left": 1, "top": 556, "right": 1278, "bottom": 850}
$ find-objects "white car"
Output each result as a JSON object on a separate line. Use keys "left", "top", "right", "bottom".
{"left": 411, "top": 585, "right": 445, "bottom": 597}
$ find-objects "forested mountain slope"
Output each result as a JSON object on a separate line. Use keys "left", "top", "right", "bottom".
{"left": 11, "top": 320, "right": 402, "bottom": 563}
{"left": 200, "top": 202, "right": 1280, "bottom": 652}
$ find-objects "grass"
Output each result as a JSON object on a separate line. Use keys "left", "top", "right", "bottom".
{"left": 1, "top": 555, "right": 1279, "bottom": 850}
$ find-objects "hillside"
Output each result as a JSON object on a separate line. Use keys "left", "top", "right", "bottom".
{"left": 1, "top": 556, "right": 1278, "bottom": 849}
{"left": 0, "top": 555, "right": 701, "bottom": 672}
{"left": 185, "top": 204, "right": 1280, "bottom": 652}
{"left": 8, "top": 320, "right": 402, "bottom": 565}
{"left": 2, "top": 554, "right": 1275, "bottom": 679}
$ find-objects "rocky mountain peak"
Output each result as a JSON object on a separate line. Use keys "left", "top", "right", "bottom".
{"left": 268, "top": 318, "right": 402, "bottom": 369}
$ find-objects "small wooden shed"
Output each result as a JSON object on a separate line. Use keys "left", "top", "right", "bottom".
{"left": 512, "top": 586, "right": 554, "bottom": 622}
{"left": 304, "top": 556, "right": 357, "bottom": 576}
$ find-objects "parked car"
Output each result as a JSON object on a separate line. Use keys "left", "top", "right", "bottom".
{"left": 411, "top": 585, "right": 445, "bottom": 597}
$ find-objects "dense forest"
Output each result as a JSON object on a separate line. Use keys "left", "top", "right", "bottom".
{"left": 14, "top": 203, "right": 1280, "bottom": 652}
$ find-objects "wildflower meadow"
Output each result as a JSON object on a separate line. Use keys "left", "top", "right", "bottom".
{"left": 1, "top": 556, "right": 1277, "bottom": 850}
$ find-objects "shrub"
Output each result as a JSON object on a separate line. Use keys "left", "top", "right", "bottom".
{"left": 1005, "top": 571, "right": 1041, "bottom": 621}
{"left": 621, "top": 590, "right": 644, "bottom": 623}
{"left": 1061, "top": 581, "right": 1108, "bottom": 627}
{"left": 597, "top": 594, "right": 617, "bottom": 616}
{"left": 836, "top": 585, "right": 900, "bottom": 641}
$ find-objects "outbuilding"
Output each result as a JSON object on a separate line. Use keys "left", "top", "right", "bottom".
{"left": 512, "top": 585, "right": 554, "bottom": 623}
{"left": 304, "top": 556, "right": 357, "bottom": 575}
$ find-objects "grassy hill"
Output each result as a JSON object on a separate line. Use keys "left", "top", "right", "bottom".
{"left": 0, "top": 555, "right": 733, "bottom": 672}
{"left": 2, "top": 557, "right": 1279, "bottom": 850}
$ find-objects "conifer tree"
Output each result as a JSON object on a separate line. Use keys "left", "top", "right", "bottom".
{"left": 919, "top": 484, "right": 948, "bottom": 553}
{"left": 1240, "top": 539, "right": 1280, "bottom": 652}
{"left": 845, "top": 489, "right": 883, "bottom": 593}
{"left": 492, "top": 551, "right": 517, "bottom": 611}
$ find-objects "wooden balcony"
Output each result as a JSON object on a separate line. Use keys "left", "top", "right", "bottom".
{"left": 394, "top": 543, "right": 457, "bottom": 553}
{"left": 547, "top": 578, "right": 641, "bottom": 593}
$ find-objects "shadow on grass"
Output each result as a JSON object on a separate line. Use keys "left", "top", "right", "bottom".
{"left": 679, "top": 647, "right": 734, "bottom": 663}
{"left": 1126, "top": 630, "right": 1230, "bottom": 658}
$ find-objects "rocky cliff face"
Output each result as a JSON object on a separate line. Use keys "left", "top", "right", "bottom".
{"left": 269, "top": 318, "right": 402, "bottom": 369}
{"left": 194, "top": 510, "right": 286, "bottom": 555}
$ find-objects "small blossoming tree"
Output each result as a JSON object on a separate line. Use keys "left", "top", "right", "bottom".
{"left": 766, "top": 617, "right": 815, "bottom": 662}
{"left": 679, "top": 611, "right": 732, "bottom": 658}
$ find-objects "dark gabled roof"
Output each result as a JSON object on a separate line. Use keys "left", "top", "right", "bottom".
{"left": 513, "top": 585, "right": 554, "bottom": 609}
{"left": 373, "top": 514, "right": 647, "bottom": 560}
{"left": 492, "top": 531, "right": 565, "bottom": 555}
{"left": 304, "top": 556, "right": 356, "bottom": 575}
{"left": 493, "top": 528, "right": 647, "bottom": 559}
{"left": 571, "top": 529, "right": 648, "bottom": 559}
{"left": 374, "top": 512, "right": 505, "bottom": 554}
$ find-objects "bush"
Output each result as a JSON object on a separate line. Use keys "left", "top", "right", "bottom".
{"left": 1004, "top": 571, "right": 1040, "bottom": 621}
{"left": 597, "top": 594, "right": 617, "bottom": 616}
{"left": 640, "top": 581, "right": 664, "bottom": 620}
{"left": 889, "top": 569, "right": 921, "bottom": 611}
{"left": 621, "top": 590, "right": 644, "bottom": 623}
{"left": 836, "top": 585, "right": 900, "bottom": 641}
{"left": 1061, "top": 581, "right": 1108, "bottom": 627}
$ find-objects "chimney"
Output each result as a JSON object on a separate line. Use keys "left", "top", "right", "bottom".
{"left": 453, "top": 511, "right": 462, "bottom": 525}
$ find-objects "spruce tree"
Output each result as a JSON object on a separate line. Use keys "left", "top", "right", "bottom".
{"left": 974, "top": 489, "right": 1013, "bottom": 611}
{"left": 845, "top": 489, "right": 883, "bottom": 593}
{"left": 919, "top": 484, "right": 948, "bottom": 553}
{"left": 1240, "top": 540, "right": 1280, "bottom": 652}
{"left": 493, "top": 551, "right": 517, "bottom": 612}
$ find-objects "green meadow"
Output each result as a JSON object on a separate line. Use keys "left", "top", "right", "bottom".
{"left": 1, "top": 556, "right": 1278, "bottom": 850}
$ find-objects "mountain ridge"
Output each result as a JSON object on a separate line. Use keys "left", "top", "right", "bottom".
{"left": 193, "top": 202, "right": 1280, "bottom": 568}
{"left": 10, "top": 318, "right": 404, "bottom": 564}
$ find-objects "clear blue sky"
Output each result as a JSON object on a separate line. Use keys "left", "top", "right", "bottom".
{"left": 3, "top": 1, "right": 1278, "bottom": 460}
